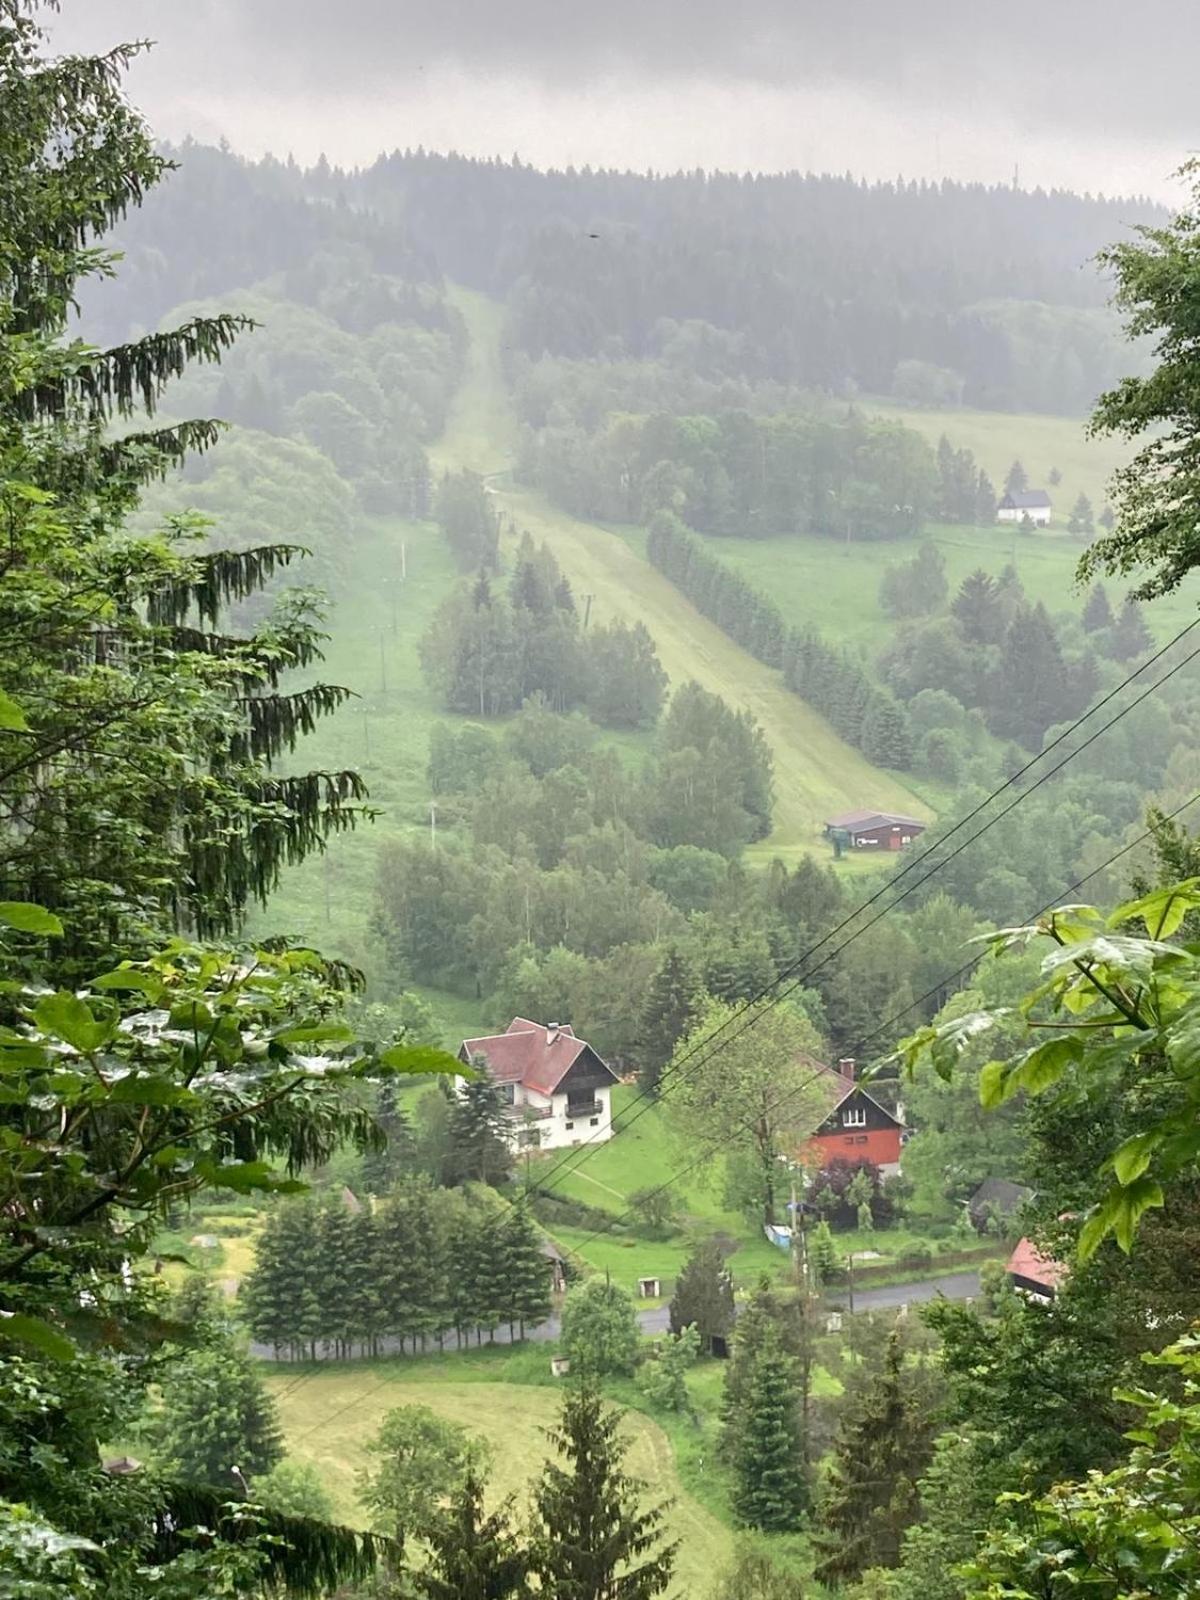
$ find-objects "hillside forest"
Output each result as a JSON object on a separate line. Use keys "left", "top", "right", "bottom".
{"left": 7, "top": 4, "right": 1200, "bottom": 1599}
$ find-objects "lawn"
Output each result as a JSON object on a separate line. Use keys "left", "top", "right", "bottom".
{"left": 862, "top": 398, "right": 1130, "bottom": 518}
{"left": 433, "top": 288, "right": 935, "bottom": 860}
{"left": 265, "top": 1358, "right": 734, "bottom": 1599}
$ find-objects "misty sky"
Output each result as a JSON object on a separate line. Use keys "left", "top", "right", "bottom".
{"left": 47, "top": 2, "right": 1200, "bottom": 198}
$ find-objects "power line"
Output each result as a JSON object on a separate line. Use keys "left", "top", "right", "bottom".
{"left": 558, "top": 789, "right": 1200, "bottom": 1256}
{"left": 265, "top": 794, "right": 1200, "bottom": 1446}
{"left": 528, "top": 627, "right": 1200, "bottom": 1203}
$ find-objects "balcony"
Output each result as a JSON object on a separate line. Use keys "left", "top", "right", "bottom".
{"left": 507, "top": 1102, "right": 553, "bottom": 1121}
{"left": 566, "top": 1099, "right": 603, "bottom": 1119}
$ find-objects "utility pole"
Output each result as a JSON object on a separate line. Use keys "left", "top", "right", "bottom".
{"left": 429, "top": 800, "right": 437, "bottom": 851}
{"left": 379, "top": 629, "right": 387, "bottom": 696}
{"left": 363, "top": 705, "right": 371, "bottom": 763}
{"left": 400, "top": 541, "right": 407, "bottom": 581}
{"left": 582, "top": 593, "right": 595, "bottom": 630}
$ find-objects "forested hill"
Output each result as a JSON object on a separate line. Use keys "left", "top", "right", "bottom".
{"left": 87, "top": 143, "right": 1165, "bottom": 414}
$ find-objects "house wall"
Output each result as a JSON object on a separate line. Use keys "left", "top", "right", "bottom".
{"left": 506, "top": 1083, "right": 613, "bottom": 1153}
{"left": 997, "top": 506, "right": 1052, "bottom": 526}
{"left": 848, "top": 824, "right": 922, "bottom": 850}
{"left": 806, "top": 1126, "right": 902, "bottom": 1175}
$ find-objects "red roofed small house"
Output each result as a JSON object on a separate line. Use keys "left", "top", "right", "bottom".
{"left": 801, "top": 1058, "right": 906, "bottom": 1177}
{"left": 458, "top": 1018, "right": 619, "bottom": 1152}
{"left": 1006, "top": 1237, "right": 1067, "bottom": 1301}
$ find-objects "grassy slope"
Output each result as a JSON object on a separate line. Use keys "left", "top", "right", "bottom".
{"left": 436, "top": 287, "right": 934, "bottom": 863}
{"left": 682, "top": 521, "right": 1200, "bottom": 658}
{"left": 266, "top": 1362, "right": 732, "bottom": 1598}
{"left": 862, "top": 398, "right": 1129, "bottom": 516}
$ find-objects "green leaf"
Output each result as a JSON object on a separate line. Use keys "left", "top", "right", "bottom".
{"left": 274, "top": 1021, "right": 356, "bottom": 1046}
{"left": 197, "top": 1159, "right": 277, "bottom": 1193}
{"left": 107, "top": 1075, "right": 193, "bottom": 1107}
{"left": 1111, "top": 1131, "right": 1160, "bottom": 1186}
{"left": 1077, "top": 1209, "right": 1112, "bottom": 1261}
{"left": 1109, "top": 878, "right": 1200, "bottom": 938}
{"left": 0, "top": 689, "right": 29, "bottom": 732}
{"left": 979, "top": 1059, "right": 1011, "bottom": 1109}
{"left": 1113, "top": 1176, "right": 1164, "bottom": 1252}
{"left": 1014, "top": 1037, "right": 1084, "bottom": 1096}
{"left": 32, "top": 992, "right": 112, "bottom": 1053}
{"left": 90, "top": 968, "right": 164, "bottom": 997}
{"left": 0, "top": 901, "right": 63, "bottom": 936}
{"left": 378, "top": 1043, "right": 464, "bottom": 1077}
{"left": 0, "top": 1312, "right": 75, "bottom": 1361}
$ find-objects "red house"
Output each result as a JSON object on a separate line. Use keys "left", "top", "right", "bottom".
{"left": 825, "top": 809, "right": 926, "bottom": 853}
{"left": 800, "top": 1057, "right": 906, "bottom": 1176}
{"left": 1006, "top": 1237, "right": 1067, "bottom": 1301}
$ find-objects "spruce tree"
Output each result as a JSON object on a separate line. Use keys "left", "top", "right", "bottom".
{"left": 1067, "top": 492, "right": 1094, "bottom": 535}
{"left": 720, "top": 1281, "right": 788, "bottom": 1462}
{"left": 530, "top": 1384, "right": 676, "bottom": 1600}
{"left": 155, "top": 1340, "right": 284, "bottom": 1490}
{"left": 729, "top": 1323, "right": 808, "bottom": 1533}
{"left": 1108, "top": 598, "right": 1154, "bottom": 662}
{"left": 668, "top": 1238, "right": 735, "bottom": 1355}
{"left": 241, "top": 1203, "right": 303, "bottom": 1355}
{"left": 0, "top": 0, "right": 367, "bottom": 975}
{"left": 951, "top": 570, "right": 1005, "bottom": 646}
{"left": 504, "top": 1205, "right": 554, "bottom": 1337}
{"left": 1081, "top": 582, "right": 1115, "bottom": 632}
{"left": 637, "top": 946, "right": 705, "bottom": 1093}
{"left": 812, "top": 1333, "right": 935, "bottom": 1585}
{"left": 1003, "top": 459, "right": 1029, "bottom": 497}
{"left": 417, "top": 1471, "right": 531, "bottom": 1600}
{"left": 446, "top": 1071, "right": 512, "bottom": 1188}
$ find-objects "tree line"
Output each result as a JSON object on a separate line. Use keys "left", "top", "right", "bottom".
{"left": 647, "top": 510, "right": 915, "bottom": 768}
{"left": 241, "top": 1186, "right": 552, "bottom": 1358}
{"left": 421, "top": 512, "right": 669, "bottom": 726}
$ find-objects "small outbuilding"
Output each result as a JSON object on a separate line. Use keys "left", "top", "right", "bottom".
{"left": 968, "top": 1178, "right": 1033, "bottom": 1234}
{"left": 825, "top": 810, "right": 926, "bottom": 854}
{"left": 1006, "top": 1236, "right": 1067, "bottom": 1301}
{"left": 997, "top": 490, "right": 1052, "bottom": 526}
{"left": 637, "top": 1276, "right": 661, "bottom": 1299}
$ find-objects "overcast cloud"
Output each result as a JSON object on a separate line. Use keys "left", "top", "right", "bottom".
{"left": 45, "top": 2, "right": 1200, "bottom": 198}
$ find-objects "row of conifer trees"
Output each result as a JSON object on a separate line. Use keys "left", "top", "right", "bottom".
{"left": 240, "top": 1185, "right": 553, "bottom": 1359}
{"left": 646, "top": 511, "right": 914, "bottom": 768}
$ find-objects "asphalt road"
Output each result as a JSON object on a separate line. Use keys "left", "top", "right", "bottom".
{"left": 253, "top": 1271, "right": 979, "bottom": 1363}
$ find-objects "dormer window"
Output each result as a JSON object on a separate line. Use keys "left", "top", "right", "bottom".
{"left": 842, "top": 1105, "right": 866, "bottom": 1128}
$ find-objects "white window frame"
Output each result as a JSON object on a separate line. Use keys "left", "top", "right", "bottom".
{"left": 842, "top": 1105, "right": 867, "bottom": 1128}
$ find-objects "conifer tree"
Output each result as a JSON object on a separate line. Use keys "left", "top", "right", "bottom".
{"left": 1067, "top": 491, "right": 1095, "bottom": 535}
{"left": 155, "top": 1340, "right": 284, "bottom": 1490}
{"left": 1003, "top": 459, "right": 1029, "bottom": 497}
{"left": 417, "top": 1471, "right": 531, "bottom": 1600}
{"left": 951, "top": 570, "right": 1005, "bottom": 646}
{"left": 669, "top": 1238, "right": 735, "bottom": 1356}
{"left": 637, "top": 946, "right": 705, "bottom": 1093}
{"left": 0, "top": 21, "right": 369, "bottom": 975}
{"left": 1107, "top": 598, "right": 1154, "bottom": 662}
{"left": 530, "top": 1384, "right": 676, "bottom": 1600}
{"left": 729, "top": 1323, "right": 808, "bottom": 1533}
{"left": 720, "top": 1281, "right": 789, "bottom": 1462}
{"left": 1081, "top": 582, "right": 1115, "bottom": 632}
{"left": 812, "top": 1333, "right": 936, "bottom": 1585}
{"left": 445, "top": 1070, "right": 512, "bottom": 1187}
{"left": 241, "top": 1203, "right": 303, "bottom": 1355}
{"left": 975, "top": 470, "right": 997, "bottom": 525}
{"left": 503, "top": 1205, "right": 554, "bottom": 1337}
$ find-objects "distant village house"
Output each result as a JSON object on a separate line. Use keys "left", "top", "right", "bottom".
{"left": 801, "top": 1056, "right": 906, "bottom": 1177}
{"left": 825, "top": 809, "right": 926, "bottom": 854}
{"left": 997, "top": 489, "right": 1052, "bottom": 526}
{"left": 1006, "top": 1236, "right": 1067, "bottom": 1300}
{"left": 457, "top": 1018, "right": 618, "bottom": 1153}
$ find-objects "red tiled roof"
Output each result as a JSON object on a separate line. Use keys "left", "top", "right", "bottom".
{"left": 460, "top": 1017, "right": 606, "bottom": 1096}
{"left": 1006, "top": 1236, "right": 1067, "bottom": 1292}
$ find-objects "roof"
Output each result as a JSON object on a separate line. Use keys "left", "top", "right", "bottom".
{"left": 459, "top": 1017, "right": 615, "bottom": 1096}
{"left": 1006, "top": 1236, "right": 1067, "bottom": 1293}
{"left": 825, "top": 809, "right": 927, "bottom": 834}
{"left": 805, "top": 1057, "right": 906, "bottom": 1131}
{"left": 999, "top": 490, "right": 1052, "bottom": 510}
{"left": 969, "top": 1178, "right": 1033, "bottom": 1218}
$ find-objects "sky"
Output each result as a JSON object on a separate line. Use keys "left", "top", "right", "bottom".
{"left": 46, "top": 1, "right": 1200, "bottom": 199}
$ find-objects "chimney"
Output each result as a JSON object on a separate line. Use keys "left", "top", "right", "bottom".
{"left": 546, "top": 1024, "right": 559, "bottom": 1046}
{"left": 839, "top": 1057, "right": 856, "bottom": 1082}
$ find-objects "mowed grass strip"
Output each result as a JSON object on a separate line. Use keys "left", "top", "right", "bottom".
{"left": 266, "top": 1366, "right": 732, "bottom": 1598}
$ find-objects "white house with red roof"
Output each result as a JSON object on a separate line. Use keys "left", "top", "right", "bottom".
{"left": 457, "top": 1018, "right": 619, "bottom": 1152}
